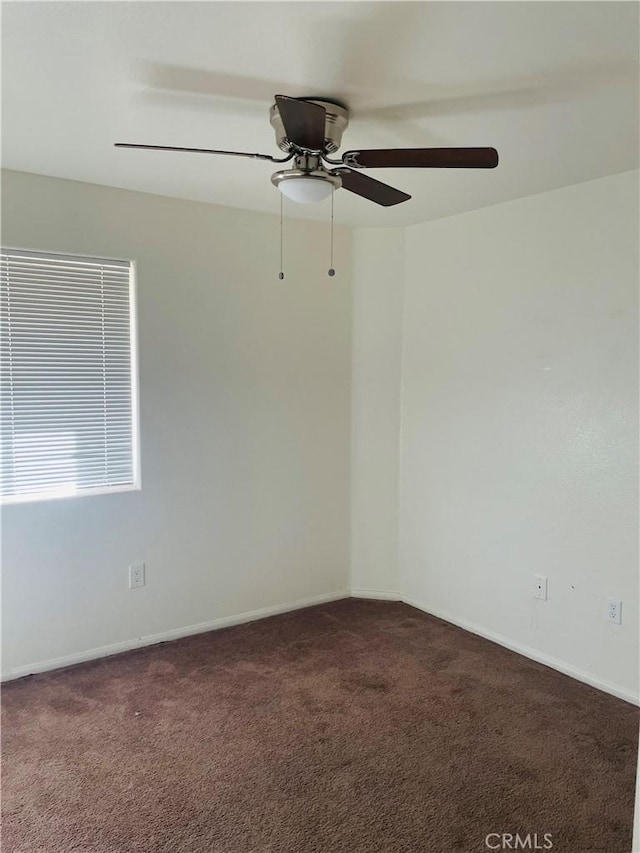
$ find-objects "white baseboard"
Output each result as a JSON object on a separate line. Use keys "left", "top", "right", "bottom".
{"left": 6, "top": 588, "right": 638, "bottom": 707}
{"left": 350, "top": 588, "right": 401, "bottom": 601}
{"left": 1, "top": 589, "right": 350, "bottom": 682}
{"left": 402, "top": 595, "right": 640, "bottom": 707}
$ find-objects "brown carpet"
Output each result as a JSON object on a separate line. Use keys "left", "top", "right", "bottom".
{"left": 2, "top": 599, "right": 638, "bottom": 853}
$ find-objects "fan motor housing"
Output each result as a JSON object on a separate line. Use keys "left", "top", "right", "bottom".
{"left": 270, "top": 98, "right": 349, "bottom": 153}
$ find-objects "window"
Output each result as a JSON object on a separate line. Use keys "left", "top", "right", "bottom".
{"left": 1, "top": 249, "right": 140, "bottom": 503}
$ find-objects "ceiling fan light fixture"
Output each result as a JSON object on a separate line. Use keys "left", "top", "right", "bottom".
{"left": 271, "top": 169, "right": 341, "bottom": 204}
{"left": 279, "top": 177, "right": 333, "bottom": 204}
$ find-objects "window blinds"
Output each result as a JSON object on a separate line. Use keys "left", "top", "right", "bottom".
{"left": 0, "top": 249, "right": 139, "bottom": 503}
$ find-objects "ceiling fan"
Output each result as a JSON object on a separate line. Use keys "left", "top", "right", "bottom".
{"left": 115, "top": 95, "right": 499, "bottom": 207}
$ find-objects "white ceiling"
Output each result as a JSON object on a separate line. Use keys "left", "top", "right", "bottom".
{"left": 2, "top": 1, "right": 638, "bottom": 227}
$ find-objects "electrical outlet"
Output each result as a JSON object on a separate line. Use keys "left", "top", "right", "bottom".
{"left": 534, "top": 574, "right": 548, "bottom": 601}
{"left": 606, "top": 597, "right": 622, "bottom": 625}
{"left": 129, "top": 562, "right": 145, "bottom": 589}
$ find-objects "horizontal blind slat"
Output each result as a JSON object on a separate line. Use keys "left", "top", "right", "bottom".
{"left": 1, "top": 250, "right": 130, "bottom": 268}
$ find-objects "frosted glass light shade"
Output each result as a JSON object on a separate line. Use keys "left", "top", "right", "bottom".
{"left": 278, "top": 176, "right": 334, "bottom": 204}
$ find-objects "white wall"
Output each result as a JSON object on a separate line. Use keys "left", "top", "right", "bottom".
{"left": 0, "top": 170, "right": 353, "bottom": 677}
{"left": 399, "top": 171, "right": 639, "bottom": 702}
{"left": 350, "top": 228, "right": 403, "bottom": 598}
{"left": 2, "top": 168, "right": 638, "bottom": 707}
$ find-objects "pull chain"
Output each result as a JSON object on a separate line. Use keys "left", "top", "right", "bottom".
{"left": 278, "top": 193, "right": 285, "bottom": 280}
{"left": 328, "top": 189, "right": 335, "bottom": 277}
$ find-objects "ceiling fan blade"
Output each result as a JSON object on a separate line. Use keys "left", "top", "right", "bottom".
{"left": 274, "top": 95, "right": 326, "bottom": 150}
{"left": 336, "top": 169, "right": 410, "bottom": 207}
{"left": 114, "top": 143, "right": 284, "bottom": 162}
{"left": 342, "top": 147, "right": 499, "bottom": 169}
